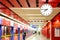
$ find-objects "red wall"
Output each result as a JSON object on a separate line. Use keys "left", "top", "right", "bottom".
{"left": 41, "top": 23, "right": 50, "bottom": 38}
{"left": 2, "top": 18, "right": 10, "bottom": 26}
{"left": 0, "top": 4, "right": 29, "bottom": 25}
{"left": 41, "top": 12, "right": 60, "bottom": 40}
{"left": 51, "top": 12, "right": 60, "bottom": 40}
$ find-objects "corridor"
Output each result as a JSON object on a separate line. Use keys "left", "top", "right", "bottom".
{"left": 0, "top": 0, "right": 60, "bottom": 40}
{"left": 26, "top": 32, "right": 50, "bottom": 40}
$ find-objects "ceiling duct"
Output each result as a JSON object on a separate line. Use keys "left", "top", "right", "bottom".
{"left": 6, "top": 0, "right": 14, "bottom": 7}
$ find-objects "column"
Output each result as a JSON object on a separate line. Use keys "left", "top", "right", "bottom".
{"left": 0, "top": 25, "right": 2, "bottom": 40}
{"left": 18, "top": 28, "right": 20, "bottom": 40}
{"left": 10, "top": 26, "right": 14, "bottom": 40}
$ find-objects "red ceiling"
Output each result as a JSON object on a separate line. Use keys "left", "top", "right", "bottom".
{"left": 28, "top": 0, "right": 36, "bottom": 8}
{"left": 0, "top": 0, "right": 60, "bottom": 25}
{"left": 0, "top": 0, "right": 60, "bottom": 8}
{"left": 51, "top": 12, "right": 60, "bottom": 21}
{"left": 19, "top": 0, "right": 28, "bottom": 7}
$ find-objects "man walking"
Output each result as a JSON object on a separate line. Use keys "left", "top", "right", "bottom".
{"left": 22, "top": 29, "right": 26, "bottom": 40}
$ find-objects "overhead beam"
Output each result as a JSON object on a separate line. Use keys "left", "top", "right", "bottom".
{"left": 57, "top": 2, "right": 60, "bottom": 7}
{"left": 26, "top": 0, "right": 30, "bottom": 7}
{"left": 0, "top": 2, "right": 13, "bottom": 12}
{"left": 36, "top": 0, "right": 39, "bottom": 7}
{"left": 6, "top": 0, "right": 15, "bottom": 7}
{"left": 45, "top": 0, "right": 49, "bottom": 3}
{"left": 16, "top": 0, "right": 23, "bottom": 7}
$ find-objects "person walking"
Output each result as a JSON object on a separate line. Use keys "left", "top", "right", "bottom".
{"left": 38, "top": 32, "right": 40, "bottom": 35}
{"left": 22, "top": 30, "right": 26, "bottom": 40}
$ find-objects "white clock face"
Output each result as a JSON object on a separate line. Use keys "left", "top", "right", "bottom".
{"left": 40, "top": 4, "right": 53, "bottom": 16}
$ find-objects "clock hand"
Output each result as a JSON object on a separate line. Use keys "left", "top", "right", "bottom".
{"left": 41, "top": 9, "right": 48, "bottom": 12}
{"left": 41, "top": 9, "right": 48, "bottom": 10}
{"left": 44, "top": 9, "right": 48, "bottom": 12}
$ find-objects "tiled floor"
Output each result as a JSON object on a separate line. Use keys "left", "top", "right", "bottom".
{"left": 26, "top": 33, "right": 50, "bottom": 40}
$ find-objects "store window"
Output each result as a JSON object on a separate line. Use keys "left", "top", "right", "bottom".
{"left": 55, "top": 28, "right": 60, "bottom": 37}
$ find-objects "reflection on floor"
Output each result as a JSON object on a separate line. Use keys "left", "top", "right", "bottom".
{"left": 26, "top": 33, "right": 50, "bottom": 40}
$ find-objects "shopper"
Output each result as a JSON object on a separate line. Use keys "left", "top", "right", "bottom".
{"left": 38, "top": 32, "right": 40, "bottom": 35}
{"left": 23, "top": 30, "right": 26, "bottom": 40}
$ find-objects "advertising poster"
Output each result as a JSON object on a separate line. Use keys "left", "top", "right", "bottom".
{"left": 55, "top": 28, "right": 60, "bottom": 37}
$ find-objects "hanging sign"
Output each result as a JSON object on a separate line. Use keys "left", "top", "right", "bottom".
{"left": 18, "top": 24, "right": 20, "bottom": 28}
{"left": 20, "top": 24, "right": 24, "bottom": 30}
{"left": 10, "top": 21, "right": 14, "bottom": 26}
{"left": 0, "top": 16, "right": 2, "bottom": 24}
{"left": 14, "top": 22, "right": 18, "bottom": 29}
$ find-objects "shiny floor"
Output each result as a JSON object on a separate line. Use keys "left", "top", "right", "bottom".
{"left": 26, "top": 33, "right": 50, "bottom": 40}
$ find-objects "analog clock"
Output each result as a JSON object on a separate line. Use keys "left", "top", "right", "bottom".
{"left": 40, "top": 4, "right": 53, "bottom": 16}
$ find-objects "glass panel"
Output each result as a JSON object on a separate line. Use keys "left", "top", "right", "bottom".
{"left": 2, "top": 26, "right": 11, "bottom": 40}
